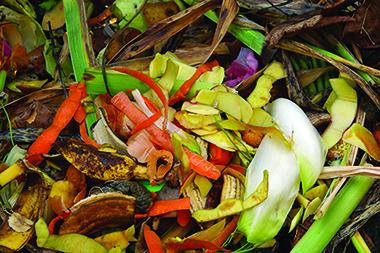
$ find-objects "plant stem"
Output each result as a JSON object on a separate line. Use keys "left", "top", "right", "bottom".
{"left": 0, "top": 70, "right": 6, "bottom": 92}
{"left": 352, "top": 232, "right": 372, "bottom": 253}
{"left": 63, "top": 0, "right": 95, "bottom": 81}
{"left": 291, "top": 176, "right": 375, "bottom": 253}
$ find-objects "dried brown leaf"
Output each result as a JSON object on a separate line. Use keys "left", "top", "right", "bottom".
{"left": 106, "top": 0, "right": 219, "bottom": 63}
{"left": 343, "top": 0, "right": 380, "bottom": 48}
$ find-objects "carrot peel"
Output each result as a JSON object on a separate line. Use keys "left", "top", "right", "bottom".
{"left": 144, "top": 224, "right": 164, "bottom": 253}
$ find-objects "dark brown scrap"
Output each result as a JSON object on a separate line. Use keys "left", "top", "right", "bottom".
{"left": 59, "top": 192, "right": 135, "bottom": 235}
{"left": 54, "top": 138, "right": 148, "bottom": 181}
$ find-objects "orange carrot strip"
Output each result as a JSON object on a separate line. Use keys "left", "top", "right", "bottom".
{"left": 27, "top": 83, "right": 86, "bottom": 165}
{"left": 144, "top": 224, "right": 164, "bottom": 253}
{"left": 111, "top": 92, "right": 173, "bottom": 151}
{"left": 205, "top": 216, "right": 239, "bottom": 253}
{"left": 184, "top": 148, "right": 221, "bottom": 180}
{"left": 147, "top": 198, "right": 191, "bottom": 217}
{"left": 111, "top": 67, "right": 168, "bottom": 128}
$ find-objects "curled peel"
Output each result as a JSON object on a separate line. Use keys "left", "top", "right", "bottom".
{"left": 59, "top": 192, "right": 135, "bottom": 235}
{"left": 0, "top": 171, "right": 48, "bottom": 252}
{"left": 54, "top": 138, "right": 147, "bottom": 181}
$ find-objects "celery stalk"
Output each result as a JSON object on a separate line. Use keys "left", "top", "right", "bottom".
{"left": 291, "top": 176, "right": 375, "bottom": 253}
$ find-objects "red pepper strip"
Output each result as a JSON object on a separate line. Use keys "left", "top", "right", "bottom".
{"left": 144, "top": 224, "right": 164, "bottom": 253}
{"left": 147, "top": 198, "right": 191, "bottom": 217}
{"left": 111, "top": 92, "right": 173, "bottom": 151}
{"left": 48, "top": 211, "right": 71, "bottom": 234}
{"left": 205, "top": 216, "right": 239, "bottom": 253}
{"left": 184, "top": 148, "right": 221, "bottom": 180}
{"left": 73, "top": 86, "right": 101, "bottom": 148}
{"left": 177, "top": 209, "right": 191, "bottom": 227}
{"left": 130, "top": 112, "right": 161, "bottom": 136}
{"left": 166, "top": 239, "right": 229, "bottom": 253}
{"left": 111, "top": 67, "right": 168, "bottom": 128}
{"left": 208, "top": 143, "right": 234, "bottom": 165}
{"left": 142, "top": 94, "right": 161, "bottom": 114}
{"left": 135, "top": 213, "right": 148, "bottom": 219}
{"left": 27, "top": 83, "right": 85, "bottom": 165}
{"left": 168, "top": 60, "right": 219, "bottom": 105}
{"left": 79, "top": 122, "right": 101, "bottom": 148}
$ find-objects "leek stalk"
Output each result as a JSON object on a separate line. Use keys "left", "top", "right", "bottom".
{"left": 291, "top": 176, "right": 375, "bottom": 253}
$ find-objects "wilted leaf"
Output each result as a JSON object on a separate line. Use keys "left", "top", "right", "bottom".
{"left": 297, "top": 66, "right": 334, "bottom": 88}
{"left": 8, "top": 212, "right": 34, "bottom": 233}
{"left": 282, "top": 51, "right": 322, "bottom": 111}
{"left": 107, "top": 0, "right": 219, "bottom": 63}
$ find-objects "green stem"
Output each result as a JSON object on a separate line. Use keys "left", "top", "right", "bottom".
{"left": 291, "top": 176, "right": 375, "bottom": 253}
{"left": 63, "top": 0, "right": 94, "bottom": 81}
{"left": 352, "top": 232, "right": 372, "bottom": 253}
{"left": 0, "top": 70, "right": 6, "bottom": 92}
{"left": 334, "top": 42, "right": 375, "bottom": 85}
{"left": 1, "top": 103, "right": 14, "bottom": 147}
{"left": 181, "top": 0, "right": 264, "bottom": 55}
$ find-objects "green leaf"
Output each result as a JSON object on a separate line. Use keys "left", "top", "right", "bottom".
{"left": 44, "top": 40, "right": 57, "bottom": 76}
{"left": 112, "top": 0, "right": 147, "bottom": 32}
{"left": 63, "top": 0, "right": 95, "bottom": 81}
{"left": 2, "top": 0, "right": 36, "bottom": 18}
{"left": 203, "top": 10, "right": 265, "bottom": 55}
{"left": 39, "top": 0, "right": 60, "bottom": 11}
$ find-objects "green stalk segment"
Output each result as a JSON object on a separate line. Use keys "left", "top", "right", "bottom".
{"left": 334, "top": 41, "right": 375, "bottom": 85}
{"left": 181, "top": 0, "right": 265, "bottom": 55}
{"left": 0, "top": 70, "right": 6, "bottom": 92}
{"left": 63, "top": 0, "right": 94, "bottom": 81}
{"left": 352, "top": 232, "right": 372, "bottom": 253}
{"left": 291, "top": 176, "right": 375, "bottom": 253}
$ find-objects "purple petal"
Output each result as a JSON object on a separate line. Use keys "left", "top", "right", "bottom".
{"left": 2, "top": 40, "right": 12, "bottom": 56}
{"left": 225, "top": 47, "right": 258, "bottom": 87}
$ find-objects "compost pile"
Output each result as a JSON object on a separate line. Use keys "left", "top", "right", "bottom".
{"left": 0, "top": 0, "right": 379, "bottom": 252}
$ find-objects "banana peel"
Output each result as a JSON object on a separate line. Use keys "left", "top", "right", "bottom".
{"left": 54, "top": 138, "right": 147, "bottom": 181}
{"left": 59, "top": 192, "right": 135, "bottom": 235}
{"left": 0, "top": 170, "right": 48, "bottom": 252}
